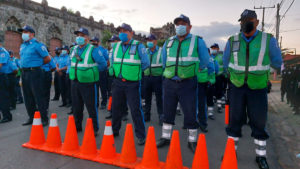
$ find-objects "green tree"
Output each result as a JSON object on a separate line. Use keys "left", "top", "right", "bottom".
{"left": 157, "top": 39, "right": 166, "bottom": 47}
{"left": 101, "top": 30, "right": 112, "bottom": 48}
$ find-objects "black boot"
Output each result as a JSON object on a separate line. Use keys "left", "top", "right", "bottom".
{"left": 188, "top": 142, "right": 197, "bottom": 153}
{"left": 22, "top": 119, "right": 33, "bottom": 126}
{"left": 256, "top": 156, "right": 269, "bottom": 169}
{"left": 156, "top": 138, "right": 170, "bottom": 148}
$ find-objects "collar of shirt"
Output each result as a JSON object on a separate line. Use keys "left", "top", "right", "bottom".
{"left": 122, "top": 39, "right": 134, "bottom": 52}
{"left": 149, "top": 46, "right": 159, "bottom": 55}
{"left": 175, "top": 33, "right": 192, "bottom": 41}
{"left": 24, "top": 38, "right": 36, "bottom": 45}
{"left": 241, "top": 30, "right": 259, "bottom": 43}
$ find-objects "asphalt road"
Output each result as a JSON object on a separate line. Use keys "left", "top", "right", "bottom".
{"left": 0, "top": 87, "right": 281, "bottom": 169}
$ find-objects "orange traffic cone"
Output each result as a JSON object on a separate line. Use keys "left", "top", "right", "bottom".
{"left": 60, "top": 115, "right": 80, "bottom": 156}
{"left": 74, "top": 118, "right": 98, "bottom": 161}
{"left": 22, "top": 111, "right": 45, "bottom": 150}
{"left": 42, "top": 113, "right": 62, "bottom": 153}
{"left": 220, "top": 138, "right": 238, "bottom": 169}
{"left": 115, "top": 123, "right": 141, "bottom": 168}
{"left": 107, "top": 96, "right": 112, "bottom": 111}
{"left": 191, "top": 134, "right": 209, "bottom": 169}
{"left": 135, "top": 126, "right": 164, "bottom": 169}
{"left": 164, "top": 130, "right": 188, "bottom": 169}
{"left": 97, "top": 120, "right": 119, "bottom": 164}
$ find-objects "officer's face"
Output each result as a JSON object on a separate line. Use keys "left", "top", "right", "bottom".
{"left": 175, "top": 20, "right": 192, "bottom": 34}
{"left": 211, "top": 47, "right": 219, "bottom": 52}
{"left": 119, "top": 28, "right": 133, "bottom": 41}
{"left": 23, "top": 30, "right": 35, "bottom": 39}
{"left": 77, "top": 32, "right": 89, "bottom": 43}
{"left": 91, "top": 40, "right": 99, "bottom": 46}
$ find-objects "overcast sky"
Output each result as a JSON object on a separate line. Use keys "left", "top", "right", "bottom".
{"left": 32, "top": 0, "right": 300, "bottom": 52}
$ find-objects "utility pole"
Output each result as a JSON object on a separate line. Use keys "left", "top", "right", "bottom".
{"left": 254, "top": 5, "right": 275, "bottom": 32}
{"left": 276, "top": 3, "right": 281, "bottom": 42}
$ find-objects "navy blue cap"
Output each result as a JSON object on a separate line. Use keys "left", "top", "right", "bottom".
{"left": 239, "top": 9, "right": 257, "bottom": 21}
{"left": 61, "top": 45, "right": 69, "bottom": 50}
{"left": 174, "top": 14, "right": 191, "bottom": 25}
{"left": 55, "top": 47, "right": 61, "bottom": 51}
{"left": 146, "top": 34, "right": 157, "bottom": 41}
{"left": 116, "top": 23, "right": 133, "bottom": 32}
{"left": 210, "top": 43, "right": 219, "bottom": 49}
{"left": 18, "top": 25, "right": 35, "bottom": 33}
{"left": 108, "top": 35, "right": 120, "bottom": 42}
{"left": 90, "top": 36, "right": 99, "bottom": 42}
{"left": 74, "top": 27, "right": 89, "bottom": 36}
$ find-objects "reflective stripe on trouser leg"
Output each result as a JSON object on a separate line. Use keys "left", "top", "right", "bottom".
{"left": 188, "top": 129, "right": 198, "bottom": 142}
{"left": 254, "top": 139, "right": 267, "bottom": 157}
{"left": 162, "top": 123, "right": 172, "bottom": 139}
{"left": 208, "top": 106, "right": 214, "bottom": 116}
{"left": 228, "top": 136, "right": 239, "bottom": 150}
{"left": 217, "top": 100, "right": 222, "bottom": 108}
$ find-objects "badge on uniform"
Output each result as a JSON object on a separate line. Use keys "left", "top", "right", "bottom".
{"left": 232, "top": 41, "right": 240, "bottom": 52}
{"left": 129, "top": 45, "right": 137, "bottom": 55}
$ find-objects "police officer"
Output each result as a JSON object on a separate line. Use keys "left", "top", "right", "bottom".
{"left": 0, "top": 43, "right": 17, "bottom": 123}
{"left": 210, "top": 43, "right": 225, "bottom": 113}
{"left": 223, "top": 10, "right": 282, "bottom": 169}
{"left": 69, "top": 28, "right": 107, "bottom": 136}
{"left": 41, "top": 52, "right": 56, "bottom": 111}
{"left": 143, "top": 34, "right": 163, "bottom": 125}
{"left": 293, "top": 65, "right": 300, "bottom": 115}
{"left": 281, "top": 67, "right": 288, "bottom": 102}
{"left": 18, "top": 25, "right": 52, "bottom": 126}
{"left": 90, "top": 37, "right": 109, "bottom": 109}
{"left": 8, "top": 51, "right": 17, "bottom": 110}
{"left": 197, "top": 48, "right": 217, "bottom": 132}
{"left": 286, "top": 66, "right": 292, "bottom": 104}
{"left": 57, "top": 45, "right": 70, "bottom": 107}
{"left": 52, "top": 47, "right": 61, "bottom": 101}
{"left": 110, "top": 23, "right": 150, "bottom": 145}
{"left": 156, "top": 14, "right": 209, "bottom": 152}
{"left": 66, "top": 45, "right": 73, "bottom": 114}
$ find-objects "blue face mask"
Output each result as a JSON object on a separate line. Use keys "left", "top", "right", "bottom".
{"left": 76, "top": 36, "right": 85, "bottom": 45}
{"left": 147, "top": 42, "right": 154, "bottom": 48}
{"left": 61, "top": 50, "right": 67, "bottom": 55}
{"left": 110, "top": 42, "right": 115, "bottom": 48}
{"left": 175, "top": 25, "right": 187, "bottom": 36}
{"left": 22, "top": 33, "right": 30, "bottom": 41}
{"left": 119, "top": 33, "right": 128, "bottom": 42}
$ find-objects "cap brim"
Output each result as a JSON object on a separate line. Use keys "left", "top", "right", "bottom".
{"left": 174, "top": 18, "right": 189, "bottom": 25}
{"left": 17, "top": 28, "right": 24, "bottom": 32}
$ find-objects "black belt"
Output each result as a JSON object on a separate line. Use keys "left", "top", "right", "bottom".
{"left": 116, "top": 78, "right": 138, "bottom": 83}
{"left": 168, "top": 77, "right": 193, "bottom": 83}
{"left": 22, "top": 67, "right": 41, "bottom": 71}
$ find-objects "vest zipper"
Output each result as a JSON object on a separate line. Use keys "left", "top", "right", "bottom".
{"left": 149, "top": 53, "right": 153, "bottom": 76}
{"left": 175, "top": 41, "right": 182, "bottom": 76}
{"left": 245, "top": 43, "right": 250, "bottom": 83}
{"left": 119, "top": 41, "right": 133, "bottom": 78}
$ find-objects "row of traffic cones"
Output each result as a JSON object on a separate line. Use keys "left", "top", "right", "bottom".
{"left": 22, "top": 111, "right": 238, "bottom": 169}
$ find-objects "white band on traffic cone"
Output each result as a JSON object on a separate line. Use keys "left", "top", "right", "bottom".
{"left": 49, "top": 119, "right": 58, "bottom": 127}
{"left": 32, "top": 118, "right": 42, "bottom": 125}
{"left": 104, "top": 126, "right": 113, "bottom": 135}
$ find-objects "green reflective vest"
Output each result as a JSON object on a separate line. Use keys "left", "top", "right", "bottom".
{"left": 228, "top": 31, "right": 271, "bottom": 89}
{"left": 112, "top": 40, "right": 142, "bottom": 81}
{"left": 197, "top": 68, "right": 208, "bottom": 83}
{"left": 69, "top": 44, "right": 99, "bottom": 83}
{"left": 108, "top": 48, "right": 114, "bottom": 77}
{"left": 214, "top": 53, "right": 223, "bottom": 75}
{"left": 144, "top": 47, "right": 163, "bottom": 76}
{"left": 163, "top": 35, "right": 200, "bottom": 79}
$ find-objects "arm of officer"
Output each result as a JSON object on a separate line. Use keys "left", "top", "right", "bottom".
{"left": 269, "top": 37, "right": 283, "bottom": 70}
{"left": 162, "top": 41, "right": 167, "bottom": 69}
{"left": 102, "top": 48, "right": 109, "bottom": 61}
{"left": 36, "top": 43, "right": 51, "bottom": 64}
{"left": 222, "top": 40, "right": 231, "bottom": 73}
{"left": 9, "top": 60, "right": 18, "bottom": 74}
{"left": 49, "top": 58, "right": 56, "bottom": 72}
{"left": 214, "top": 59, "right": 219, "bottom": 75}
{"left": 0, "top": 51, "right": 9, "bottom": 69}
{"left": 207, "top": 59, "right": 215, "bottom": 75}
{"left": 92, "top": 48, "right": 107, "bottom": 71}
{"left": 138, "top": 43, "right": 150, "bottom": 71}
{"left": 197, "top": 38, "right": 209, "bottom": 69}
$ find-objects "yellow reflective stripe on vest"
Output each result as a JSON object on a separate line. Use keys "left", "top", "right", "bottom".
{"left": 70, "top": 45, "right": 97, "bottom": 67}
{"left": 229, "top": 33, "right": 270, "bottom": 71}
{"left": 113, "top": 41, "right": 141, "bottom": 64}
{"left": 151, "top": 47, "right": 163, "bottom": 67}
{"left": 166, "top": 35, "right": 199, "bottom": 62}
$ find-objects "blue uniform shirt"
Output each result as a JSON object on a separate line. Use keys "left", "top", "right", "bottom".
{"left": 41, "top": 58, "right": 56, "bottom": 72}
{"left": 111, "top": 39, "right": 150, "bottom": 74}
{"left": 95, "top": 46, "right": 109, "bottom": 71}
{"left": 66, "top": 56, "right": 71, "bottom": 74}
{"left": 223, "top": 30, "right": 283, "bottom": 71}
{"left": 75, "top": 44, "right": 107, "bottom": 71}
{"left": 7, "top": 59, "right": 18, "bottom": 73}
{"left": 161, "top": 34, "right": 210, "bottom": 80}
{"left": 57, "top": 54, "right": 69, "bottom": 69}
{"left": 0, "top": 47, "right": 11, "bottom": 73}
{"left": 20, "top": 38, "right": 49, "bottom": 68}
{"left": 14, "top": 58, "right": 21, "bottom": 68}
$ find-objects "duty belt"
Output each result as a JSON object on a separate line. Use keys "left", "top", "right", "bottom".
{"left": 22, "top": 67, "right": 41, "bottom": 71}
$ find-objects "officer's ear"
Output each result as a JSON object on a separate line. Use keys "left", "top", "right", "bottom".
{"left": 255, "top": 20, "right": 260, "bottom": 28}
{"left": 187, "top": 24, "right": 192, "bottom": 34}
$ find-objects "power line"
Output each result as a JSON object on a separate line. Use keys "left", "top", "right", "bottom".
{"left": 280, "top": 28, "right": 300, "bottom": 33}
{"left": 281, "top": 0, "right": 295, "bottom": 21}
{"left": 254, "top": 5, "right": 276, "bottom": 32}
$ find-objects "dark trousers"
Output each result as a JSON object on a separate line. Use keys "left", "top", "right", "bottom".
{"left": 163, "top": 77, "right": 199, "bottom": 129}
{"left": 215, "top": 75, "right": 226, "bottom": 99}
{"left": 71, "top": 80, "right": 99, "bottom": 132}
{"left": 42, "top": 71, "right": 52, "bottom": 110}
{"left": 7, "top": 74, "right": 16, "bottom": 109}
{"left": 66, "top": 74, "right": 72, "bottom": 104}
{"left": 98, "top": 70, "right": 108, "bottom": 106}
{"left": 15, "top": 76, "right": 23, "bottom": 102}
{"left": 107, "top": 75, "right": 113, "bottom": 97}
{"left": 58, "top": 71, "right": 67, "bottom": 104}
{"left": 207, "top": 84, "right": 215, "bottom": 107}
{"left": 112, "top": 78, "right": 145, "bottom": 139}
{"left": 22, "top": 69, "right": 48, "bottom": 122}
{"left": 144, "top": 76, "right": 163, "bottom": 120}
{"left": 198, "top": 82, "right": 208, "bottom": 128}
{"left": 53, "top": 71, "right": 60, "bottom": 99}
{"left": 226, "top": 84, "right": 269, "bottom": 140}
{"left": 0, "top": 74, "right": 11, "bottom": 120}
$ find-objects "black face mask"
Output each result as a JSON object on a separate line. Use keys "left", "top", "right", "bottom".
{"left": 241, "top": 21, "right": 254, "bottom": 34}
{"left": 55, "top": 52, "right": 60, "bottom": 56}
{"left": 92, "top": 43, "right": 98, "bottom": 46}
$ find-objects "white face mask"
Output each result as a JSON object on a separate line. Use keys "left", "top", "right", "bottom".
{"left": 211, "top": 49, "right": 218, "bottom": 54}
